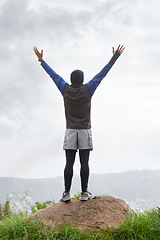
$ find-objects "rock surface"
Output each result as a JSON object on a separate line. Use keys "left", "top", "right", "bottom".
{"left": 32, "top": 196, "right": 130, "bottom": 230}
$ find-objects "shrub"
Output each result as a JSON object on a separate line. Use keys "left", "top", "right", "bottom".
{"left": 0, "top": 199, "right": 11, "bottom": 220}
{"left": 31, "top": 200, "right": 55, "bottom": 213}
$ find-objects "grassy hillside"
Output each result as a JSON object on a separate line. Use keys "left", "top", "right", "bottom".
{"left": 0, "top": 208, "right": 160, "bottom": 239}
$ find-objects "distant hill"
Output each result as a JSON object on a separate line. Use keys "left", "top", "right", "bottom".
{"left": 1, "top": 170, "right": 160, "bottom": 210}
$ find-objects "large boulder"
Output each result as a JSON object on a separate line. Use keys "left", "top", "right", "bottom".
{"left": 32, "top": 196, "right": 130, "bottom": 230}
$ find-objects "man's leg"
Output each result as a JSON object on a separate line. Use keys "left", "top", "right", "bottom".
{"left": 79, "top": 149, "right": 90, "bottom": 192}
{"left": 64, "top": 149, "right": 77, "bottom": 192}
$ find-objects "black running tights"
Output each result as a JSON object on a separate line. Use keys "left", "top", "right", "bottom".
{"left": 64, "top": 149, "right": 90, "bottom": 193}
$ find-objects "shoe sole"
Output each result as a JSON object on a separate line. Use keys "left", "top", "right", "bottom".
{"left": 80, "top": 197, "right": 88, "bottom": 201}
{"left": 80, "top": 196, "right": 92, "bottom": 201}
{"left": 63, "top": 199, "right": 71, "bottom": 202}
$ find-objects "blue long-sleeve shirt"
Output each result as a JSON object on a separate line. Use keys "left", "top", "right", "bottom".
{"left": 41, "top": 51, "right": 120, "bottom": 97}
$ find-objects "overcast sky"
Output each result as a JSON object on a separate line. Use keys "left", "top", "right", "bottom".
{"left": 0, "top": 0, "right": 160, "bottom": 179}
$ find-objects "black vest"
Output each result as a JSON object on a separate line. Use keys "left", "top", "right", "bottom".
{"left": 63, "top": 84, "right": 91, "bottom": 129}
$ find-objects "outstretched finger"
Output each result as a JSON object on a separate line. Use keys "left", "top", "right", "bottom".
{"left": 120, "top": 45, "right": 125, "bottom": 51}
{"left": 112, "top": 47, "right": 115, "bottom": 55}
{"left": 33, "top": 46, "right": 38, "bottom": 53}
{"left": 117, "top": 44, "right": 121, "bottom": 51}
{"left": 120, "top": 46, "right": 125, "bottom": 53}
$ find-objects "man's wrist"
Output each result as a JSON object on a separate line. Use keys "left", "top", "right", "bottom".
{"left": 38, "top": 58, "right": 43, "bottom": 62}
{"left": 109, "top": 51, "right": 120, "bottom": 66}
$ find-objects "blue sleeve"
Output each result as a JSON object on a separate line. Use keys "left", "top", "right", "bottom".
{"left": 86, "top": 63, "right": 112, "bottom": 96}
{"left": 41, "top": 61, "right": 67, "bottom": 95}
{"left": 86, "top": 51, "right": 121, "bottom": 96}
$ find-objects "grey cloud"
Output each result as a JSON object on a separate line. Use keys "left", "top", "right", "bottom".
{"left": 0, "top": 0, "right": 134, "bottom": 56}
{"left": 0, "top": 0, "right": 94, "bottom": 45}
{"left": 92, "top": 0, "right": 136, "bottom": 26}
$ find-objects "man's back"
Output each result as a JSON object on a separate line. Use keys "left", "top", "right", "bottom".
{"left": 63, "top": 84, "right": 91, "bottom": 129}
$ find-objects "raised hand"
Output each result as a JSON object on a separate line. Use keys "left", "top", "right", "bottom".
{"left": 33, "top": 46, "right": 43, "bottom": 59}
{"left": 112, "top": 45, "right": 125, "bottom": 55}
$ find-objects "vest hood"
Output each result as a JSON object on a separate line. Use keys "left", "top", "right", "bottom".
{"left": 70, "top": 70, "right": 84, "bottom": 85}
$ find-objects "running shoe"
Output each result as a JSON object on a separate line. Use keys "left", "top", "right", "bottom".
{"left": 60, "top": 192, "right": 71, "bottom": 202}
{"left": 80, "top": 191, "right": 92, "bottom": 201}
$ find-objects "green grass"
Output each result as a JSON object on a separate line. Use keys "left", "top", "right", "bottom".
{"left": 1, "top": 208, "right": 160, "bottom": 239}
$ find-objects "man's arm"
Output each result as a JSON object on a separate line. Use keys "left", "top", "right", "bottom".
{"left": 33, "top": 47, "right": 67, "bottom": 95}
{"left": 86, "top": 45, "right": 125, "bottom": 97}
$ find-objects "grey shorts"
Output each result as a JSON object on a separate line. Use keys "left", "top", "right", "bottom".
{"left": 63, "top": 129, "right": 93, "bottom": 150}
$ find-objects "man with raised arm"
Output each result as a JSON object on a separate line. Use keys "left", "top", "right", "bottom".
{"left": 33, "top": 45, "right": 125, "bottom": 202}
